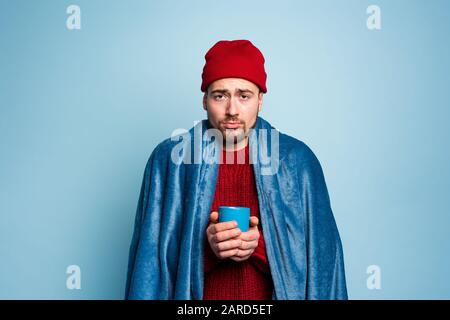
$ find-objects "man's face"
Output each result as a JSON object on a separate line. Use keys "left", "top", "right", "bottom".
{"left": 203, "top": 78, "right": 263, "bottom": 148}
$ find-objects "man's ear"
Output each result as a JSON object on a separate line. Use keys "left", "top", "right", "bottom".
{"left": 258, "top": 92, "right": 264, "bottom": 112}
{"left": 203, "top": 93, "right": 207, "bottom": 110}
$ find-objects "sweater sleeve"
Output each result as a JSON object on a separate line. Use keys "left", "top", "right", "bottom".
{"left": 204, "top": 237, "right": 222, "bottom": 274}
{"left": 250, "top": 229, "right": 271, "bottom": 275}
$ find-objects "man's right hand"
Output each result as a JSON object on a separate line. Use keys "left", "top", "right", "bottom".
{"left": 206, "top": 211, "right": 242, "bottom": 259}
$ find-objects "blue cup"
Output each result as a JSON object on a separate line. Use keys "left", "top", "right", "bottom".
{"left": 218, "top": 206, "right": 250, "bottom": 232}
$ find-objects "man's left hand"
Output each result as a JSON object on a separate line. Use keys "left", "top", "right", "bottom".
{"left": 229, "top": 216, "right": 260, "bottom": 262}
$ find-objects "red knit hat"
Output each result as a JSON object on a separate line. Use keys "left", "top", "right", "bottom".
{"left": 201, "top": 40, "right": 267, "bottom": 93}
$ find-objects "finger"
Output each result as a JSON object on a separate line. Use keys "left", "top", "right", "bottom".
{"left": 239, "top": 240, "right": 258, "bottom": 250}
{"left": 217, "top": 248, "right": 239, "bottom": 260}
{"left": 235, "top": 248, "right": 254, "bottom": 258}
{"left": 210, "top": 221, "right": 239, "bottom": 235}
{"left": 206, "top": 222, "right": 218, "bottom": 238}
{"left": 250, "top": 216, "right": 259, "bottom": 227}
{"left": 238, "top": 229, "right": 260, "bottom": 242}
{"left": 229, "top": 250, "right": 254, "bottom": 261}
{"left": 214, "top": 228, "right": 241, "bottom": 242}
{"left": 216, "top": 239, "right": 242, "bottom": 251}
{"left": 209, "top": 211, "right": 219, "bottom": 223}
{"left": 206, "top": 225, "right": 217, "bottom": 244}
{"left": 229, "top": 256, "right": 247, "bottom": 262}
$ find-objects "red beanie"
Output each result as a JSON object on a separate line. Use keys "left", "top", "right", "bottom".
{"left": 201, "top": 40, "right": 267, "bottom": 93}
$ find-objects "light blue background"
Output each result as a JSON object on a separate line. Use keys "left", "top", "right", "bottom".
{"left": 1, "top": 0, "right": 449, "bottom": 299}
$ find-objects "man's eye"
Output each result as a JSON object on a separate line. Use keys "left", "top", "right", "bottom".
{"left": 241, "top": 95, "right": 249, "bottom": 100}
{"left": 214, "top": 95, "right": 224, "bottom": 100}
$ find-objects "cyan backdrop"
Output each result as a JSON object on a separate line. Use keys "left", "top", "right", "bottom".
{"left": 1, "top": 0, "right": 449, "bottom": 299}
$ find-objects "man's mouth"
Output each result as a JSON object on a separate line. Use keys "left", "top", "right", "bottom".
{"left": 222, "top": 122, "right": 242, "bottom": 129}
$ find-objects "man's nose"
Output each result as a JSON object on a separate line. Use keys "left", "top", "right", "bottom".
{"left": 226, "top": 97, "right": 239, "bottom": 117}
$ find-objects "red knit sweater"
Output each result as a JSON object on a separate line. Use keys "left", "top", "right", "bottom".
{"left": 203, "top": 143, "right": 274, "bottom": 300}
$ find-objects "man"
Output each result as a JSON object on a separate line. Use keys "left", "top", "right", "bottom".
{"left": 125, "top": 40, "right": 348, "bottom": 300}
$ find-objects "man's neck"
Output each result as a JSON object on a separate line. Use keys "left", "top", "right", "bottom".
{"left": 223, "top": 137, "right": 248, "bottom": 152}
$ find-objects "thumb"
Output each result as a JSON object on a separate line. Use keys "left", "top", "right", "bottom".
{"left": 250, "top": 216, "right": 259, "bottom": 227}
{"left": 209, "top": 211, "right": 219, "bottom": 223}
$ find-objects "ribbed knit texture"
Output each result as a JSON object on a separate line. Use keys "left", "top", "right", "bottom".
{"left": 203, "top": 143, "right": 273, "bottom": 300}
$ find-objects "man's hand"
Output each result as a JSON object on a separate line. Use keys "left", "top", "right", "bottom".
{"left": 206, "top": 211, "right": 260, "bottom": 262}
{"left": 206, "top": 211, "right": 243, "bottom": 259}
{"left": 229, "top": 216, "right": 260, "bottom": 262}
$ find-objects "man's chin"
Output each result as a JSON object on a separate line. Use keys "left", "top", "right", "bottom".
{"left": 223, "top": 130, "right": 244, "bottom": 139}
{"left": 223, "top": 135, "right": 247, "bottom": 147}
{"left": 223, "top": 127, "right": 245, "bottom": 135}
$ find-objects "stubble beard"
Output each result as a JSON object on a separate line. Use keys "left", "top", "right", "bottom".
{"left": 222, "top": 125, "right": 247, "bottom": 146}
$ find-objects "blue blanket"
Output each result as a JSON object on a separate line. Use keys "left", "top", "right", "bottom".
{"left": 125, "top": 116, "right": 348, "bottom": 300}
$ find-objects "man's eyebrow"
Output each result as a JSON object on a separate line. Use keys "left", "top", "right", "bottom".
{"left": 209, "top": 89, "right": 229, "bottom": 94}
{"left": 236, "top": 88, "right": 255, "bottom": 94}
{"left": 209, "top": 88, "right": 255, "bottom": 95}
